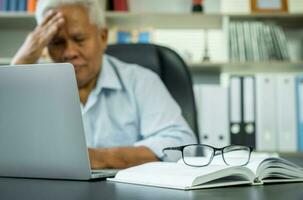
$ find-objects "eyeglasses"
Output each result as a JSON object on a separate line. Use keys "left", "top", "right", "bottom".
{"left": 162, "top": 144, "right": 253, "bottom": 167}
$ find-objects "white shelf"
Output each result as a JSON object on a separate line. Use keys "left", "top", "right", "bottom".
{"left": 188, "top": 61, "right": 303, "bottom": 73}
{"left": 1, "top": 11, "right": 303, "bottom": 20}
{"left": 228, "top": 13, "right": 303, "bottom": 18}
{"left": 0, "top": 11, "right": 223, "bottom": 29}
{"left": 0, "top": 12, "right": 34, "bottom": 18}
{"left": 2, "top": 57, "right": 302, "bottom": 73}
{"left": 228, "top": 13, "right": 303, "bottom": 29}
{"left": 0, "top": 12, "right": 36, "bottom": 29}
{"left": 106, "top": 12, "right": 223, "bottom": 29}
{"left": 1, "top": 12, "right": 303, "bottom": 29}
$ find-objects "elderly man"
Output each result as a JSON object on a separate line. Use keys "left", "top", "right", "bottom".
{"left": 12, "top": 0, "right": 196, "bottom": 169}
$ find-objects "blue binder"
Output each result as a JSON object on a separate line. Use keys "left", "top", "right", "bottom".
{"left": 8, "top": 0, "right": 18, "bottom": 11}
{"left": 2, "top": 0, "right": 9, "bottom": 11}
{"left": 18, "top": 0, "right": 28, "bottom": 11}
{"left": 296, "top": 75, "right": 303, "bottom": 151}
{"left": 117, "top": 31, "right": 132, "bottom": 44}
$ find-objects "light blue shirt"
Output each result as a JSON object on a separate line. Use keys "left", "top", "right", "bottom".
{"left": 80, "top": 55, "right": 196, "bottom": 159}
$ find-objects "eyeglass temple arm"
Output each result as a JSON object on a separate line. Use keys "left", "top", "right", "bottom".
{"left": 162, "top": 147, "right": 182, "bottom": 152}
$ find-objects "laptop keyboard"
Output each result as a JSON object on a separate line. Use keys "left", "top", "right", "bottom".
{"left": 91, "top": 169, "right": 119, "bottom": 175}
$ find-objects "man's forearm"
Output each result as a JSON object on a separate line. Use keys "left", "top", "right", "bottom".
{"left": 88, "top": 146, "right": 159, "bottom": 169}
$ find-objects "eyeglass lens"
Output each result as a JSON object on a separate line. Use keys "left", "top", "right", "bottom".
{"left": 183, "top": 145, "right": 214, "bottom": 167}
{"left": 223, "top": 145, "right": 251, "bottom": 166}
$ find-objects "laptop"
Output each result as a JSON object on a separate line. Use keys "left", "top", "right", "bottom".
{"left": 0, "top": 63, "right": 118, "bottom": 180}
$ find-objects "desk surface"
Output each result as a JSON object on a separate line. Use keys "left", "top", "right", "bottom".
{"left": 1, "top": 156, "right": 303, "bottom": 200}
{"left": 1, "top": 177, "right": 303, "bottom": 200}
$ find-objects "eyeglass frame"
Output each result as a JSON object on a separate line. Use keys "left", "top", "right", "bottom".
{"left": 162, "top": 144, "right": 253, "bottom": 167}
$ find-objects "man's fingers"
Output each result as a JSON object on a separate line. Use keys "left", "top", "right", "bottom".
{"left": 43, "top": 12, "right": 64, "bottom": 36}
{"left": 43, "top": 17, "right": 65, "bottom": 42}
{"left": 39, "top": 12, "right": 64, "bottom": 38}
{"left": 34, "top": 11, "right": 64, "bottom": 40}
{"left": 44, "top": 12, "right": 64, "bottom": 29}
{"left": 40, "top": 9, "right": 57, "bottom": 26}
{"left": 37, "top": 14, "right": 64, "bottom": 46}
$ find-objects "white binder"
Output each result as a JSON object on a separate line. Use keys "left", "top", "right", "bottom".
{"left": 229, "top": 76, "right": 242, "bottom": 145}
{"left": 256, "top": 75, "right": 277, "bottom": 151}
{"left": 276, "top": 75, "right": 297, "bottom": 152}
{"left": 198, "top": 85, "right": 230, "bottom": 147}
{"left": 193, "top": 84, "right": 210, "bottom": 144}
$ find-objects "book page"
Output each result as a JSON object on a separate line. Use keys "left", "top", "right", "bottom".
{"left": 255, "top": 157, "right": 303, "bottom": 181}
{"left": 110, "top": 162, "right": 247, "bottom": 189}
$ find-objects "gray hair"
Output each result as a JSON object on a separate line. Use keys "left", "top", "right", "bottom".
{"left": 35, "top": 0, "right": 106, "bottom": 28}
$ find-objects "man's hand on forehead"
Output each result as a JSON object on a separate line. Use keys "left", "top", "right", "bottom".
{"left": 10, "top": 9, "right": 65, "bottom": 64}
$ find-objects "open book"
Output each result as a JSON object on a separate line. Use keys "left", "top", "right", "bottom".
{"left": 108, "top": 153, "right": 303, "bottom": 190}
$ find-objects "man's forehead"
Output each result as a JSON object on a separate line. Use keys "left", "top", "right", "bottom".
{"left": 59, "top": 5, "right": 88, "bottom": 20}
{"left": 43, "top": 4, "right": 89, "bottom": 24}
{"left": 56, "top": 26, "right": 84, "bottom": 37}
{"left": 56, "top": 5, "right": 97, "bottom": 32}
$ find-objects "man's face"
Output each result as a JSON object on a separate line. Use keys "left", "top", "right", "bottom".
{"left": 47, "top": 5, "right": 107, "bottom": 88}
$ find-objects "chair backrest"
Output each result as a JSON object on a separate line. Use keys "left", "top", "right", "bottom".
{"left": 106, "top": 44, "right": 199, "bottom": 142}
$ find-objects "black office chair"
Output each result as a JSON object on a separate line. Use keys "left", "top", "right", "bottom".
{"left": 105, "top": 44, "right": 199, "bottom": 143}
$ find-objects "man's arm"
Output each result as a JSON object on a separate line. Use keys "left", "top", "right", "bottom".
{"left": 88, "top": 146, "right": 159, "bottom": 169}
{"left": 11, "top": 10, "right": 64, "bottom": 65}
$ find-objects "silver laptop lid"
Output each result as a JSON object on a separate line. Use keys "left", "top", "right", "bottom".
{"left": 0, "top": 63, "right": 92, "bottom": 180}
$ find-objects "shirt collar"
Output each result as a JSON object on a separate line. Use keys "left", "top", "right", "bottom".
{"left": 94, "top": 55, "right": 122, "bottom": 95}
